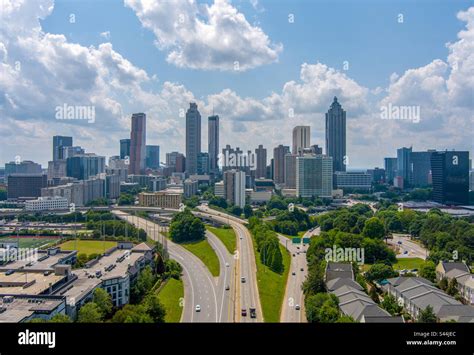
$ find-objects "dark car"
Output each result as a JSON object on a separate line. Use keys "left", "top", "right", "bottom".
{"left": 250, "top": 308, "right": 256, "bottom": 318}
{"left": 241, "top": 308, "right": 247, "bottom": 316}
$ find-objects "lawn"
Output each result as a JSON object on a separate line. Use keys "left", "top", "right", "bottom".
{"left": 252, "top": 238, "right": 291, "bottom": 323}
{"left": 59, "top": 239, "right": 117, "bottom": 256}
{"left": 157, "top": 278, "right": 184, "bottom": 323}
{"left": 0, "top": 236, "right": 59, "bottom": 249}
{"left": 181, "top": 239, "right": 220, "bottom": 277}
{"left": 393, "top": 257, "right": 425, "bottom": 271}
{"left": 206, "top": 226, "right": 236, "bottom": 254}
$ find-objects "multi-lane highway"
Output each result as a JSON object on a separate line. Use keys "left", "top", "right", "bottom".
{"left": 113, "top": 210, "right": 233, "bottom": 322}
{"left": 196, "top": 206, "right": 263, "bottom": 322}
{"left": 387, "top": 233, "right": 429, "bottom": 260}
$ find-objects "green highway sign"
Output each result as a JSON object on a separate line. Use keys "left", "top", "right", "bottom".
{"left": 302, "top": 238, "right": 311, "bottom": 244}
{"left": 292, "top": 238, "right": 302, "bottom": 244}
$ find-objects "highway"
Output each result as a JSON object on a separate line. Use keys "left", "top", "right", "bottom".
{"left": 387, "top": 233, "right": 429, "bottom": 260}
{"left": 112, "top": 210, "right": 232, "bottom": 322}
{"left": 196, "top": 206, "right": 263, "bottom": 322}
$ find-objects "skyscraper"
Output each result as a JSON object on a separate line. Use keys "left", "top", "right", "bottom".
{"left": 396, "top": 146, "right": 412, "bottom": 188}
{"left": 384, "top": 157, "right": 397, "bottom": 183}
{"left": 431, "top": 151, "right": 469, "bottom": 205}
{"left": 296, "top": 154, "right": 333, "bottom": 198}
{"left": 197, "top": 152, "right": 210, "bottom": 175}
{"left": 208, "top": 115, "right": 219, "bottom": 174}
{"left": 53, "top": 136, "right": 72, "bottom": 161}
{"left": 185, "top": 103, "right": 201, "bottom": 175}
{"left": 411, "top": 151, "right": 434, "bottom": 187}
{"left": 284, "top": 154, "right": 298, "bottom": 189}
{"left": 292, "top": 126, "right": 310, "bottom": 155}
{"left": 146, "top": 145, "right": 160, "bottom": 170}
{"left": 129, "top": 113, "right": 146, "bottom": 175}
{"left": 223, "top": 169, "right": 246, "bottom": 208}
{"left": 66, "top": 154, "right": 105, "bottom": 180}
{"left": 120, "top": 139, "right": 131, "bottom": 159}
{"left": 273, "top": 145, "right": 290, "bottom": 184}
{"left": 325, "top": 97, "right": 346, "bottom": 172}
{"left": 255, "top": 144, "right": 267, "bottom": 179}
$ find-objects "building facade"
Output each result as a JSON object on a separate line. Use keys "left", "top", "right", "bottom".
{"left": 292, "top": 126, "right": 310, "bottom": 155}
{"left": 325, "top": 97, "right": 346, "bottom": 172}
{"left": 208, "top": 115, "right": 219, "bottom": 174}
{"left": 296, "top": 154, "right": 333, "bottom": 198}
{"left": 129, "top": 113, "right": 146, "bottom": 175}
{"left": 431, "top": 151, "right": 469, "bottom": 205}
{"left": 185, "top": 103, "right": 201, "bottom": 175}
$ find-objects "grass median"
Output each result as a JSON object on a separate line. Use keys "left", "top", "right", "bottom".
{"left": 181, "top": 239, "right": 220, "bottom": 277}
{"left": 252, "top": 236, "right": 291, "bottom": 322}
{"left": 59, "top": 239, "right": 117, "bottom": 256}
{"left": 157, "top": 278, "right": 184, "bottom": 323}
{"left": 206, "top": 225, "right": 236, "bottom": 254}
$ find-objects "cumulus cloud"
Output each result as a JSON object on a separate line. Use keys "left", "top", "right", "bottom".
{"left": 124, "top": 0, "right": 282, "bottom": 71}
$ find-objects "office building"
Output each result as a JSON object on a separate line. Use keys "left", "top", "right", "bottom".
{"left": 104, "top": 174, "right": 121, "bottom": 199}
{"left": 66, "top": 154, "right": 105, "bottom": 180}
{"left": 120, "top": 139, "right": 131, "bottom": 159}
{"left": 384, "top": 157, "right": 397, "bottom": 183}
{"left": 197, "top": 152, "right": 209, "bottom": 175}
{"left": 396, "top": 147, "right": 412, "bottom": 187}
{"left": 5, "top": 160, "right": 42, "bottom": 177}
{"left": 138, "top": 190, "right": 183, "bottom": 209}
{"left": 411, "top": 151, "right": 434, "bottom": 187}
{"left": 335, "top": 171, "right": 372, "bottom": 191}
{"left": 325, "top": 97, "right": 346, "bottom": 172}
{"left": 367, "top": 168, "right": 385, "bottom": 184}
{"left": 47, "top": 160, "right": 67, "bottom": 180}
{"left": 62, "top": 146, "right": 84, "bottom": 159}
{"left": 273, "top": 145, "right": 290, "bottom": 184}
{"left": 311, "top": 144, "right": 323, "bottom": 155}
{"left": 146, "top": 145, "right": 160, "bottom": 170}
{"left": 185, "top": 103, "right": 201, "bottom": 175}
{"left": 53, "top": 136, "right": 72, "bottom": 161}
{"left": 284, "top": 154, "right": 298, "bottom": 189}
{"left": 214, "top": 181, "right": 224, "bottom": 198}
{"left": 7, "top": 174, "right": 47, "bottom": 199}
{"left": 431, "top": 151, "right": 469, "bottom": 205}
{"left": 25, "top": 196, "right": 69, "bottom": 211}
{"left": 255, "top": 145, "right": 267, "bottom": 179}
{"left": 166, "top": 152, "right": 180, "bottom": 167}
{"left": 129, "top": 113, "right": 146, "bottom": 175}
{"left": 292, "top": 126, "right": 310, "bottom": 155}
{"left": 296, "top": 154, "right": 333, "bottom": 198}
{"left": 184, "top": 179, "right": 199, "bottom": 198}
{"left": 470, "top": 171, "right": 474, "bottom": 191}
{"left": 223, "top": 169, "right": 246, "bottom": 208}
{"left": 208, "top": 115, "right": 219, "bottom": 173}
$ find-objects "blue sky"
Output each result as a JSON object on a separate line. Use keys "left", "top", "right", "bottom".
{"left": 1, "top": 0, "right": 473, "bottom": 169}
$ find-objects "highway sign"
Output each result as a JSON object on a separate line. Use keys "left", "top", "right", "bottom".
{"left": 292, "top": 238, "right": 302, "bottom": 244}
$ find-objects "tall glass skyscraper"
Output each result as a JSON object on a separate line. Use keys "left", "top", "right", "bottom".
{"left": 129, "top": 113, "right": 146, "bottom": 175}
{"left": 431, "top": 151, "right": 469, "bottom": 205}
{"left": 208, "top": 115, "right": 219, "bottom": 174}
{"left": 53, "top": 135, "right": 72, "bottom": 161}
{"left": 325, "top": 97, "right": 346, "bottom": 172}
{"left": 185, "top": 103, "right": 201, "bottom": 175}
{"left": 146, "top": 145, "right": 160, "bottom": 170}
{"left": 292, "top": 126, "right": 310, "bottom": 156}
{"left": 120, "top": 139, "right": 131, "bottom": 159}
{"left": 255, "top": 144, "right": 267, "bottom": 179}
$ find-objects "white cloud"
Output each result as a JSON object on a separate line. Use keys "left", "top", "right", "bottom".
{"left": 100, "top": 31, "right": 111, "bottom": 40}
{"left": 124, "top": 0, "right": 282, "bottom": 71}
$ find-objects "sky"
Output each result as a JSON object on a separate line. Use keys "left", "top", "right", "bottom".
{"left": 0, "top": 0, "right": 473, "bottom": 169}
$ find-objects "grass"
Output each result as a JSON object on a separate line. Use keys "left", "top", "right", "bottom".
{"left": 279, "top": 231, "right": 307, "bottom": 239}
{"left": 206, "top": 226, "right": 236, "bottom": 254}
{"left": 59, "top": 239, "right": 117, "bottom": 256}
{"left": 157, "top": 278, "right": 184, "bottom": 323}
{"left": 252, "top": 237, "right": 291, "bottom": 322}
{"left": 181, "top": 239, "right": 220, "bottom": 277}
{"left": 393, "top": 257, "right": 425, "bottom": 271}
{"left": 0, "top": 236, "right": 59, "bottom": 249}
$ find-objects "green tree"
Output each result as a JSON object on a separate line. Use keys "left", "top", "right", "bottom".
{"left": 169, "top": 210, "right": 205, "bottom": 243}
{"left": 418, "top": 305, "right": 437, "bottom": 323}
{"left": 365, "top": 263, "right": 396, "bottom": 282}
{"left": 111, "top": 304, "right": 153, "bottom": 323}
{"left": 363, "top": 217, "right": 386, "bottom": 239}
{"left": 446, "top": 278, "right": 459, "bottom": 296}
{"left": 77, "top": 302, "right": 103, "bottom": 323}
{"left": 144, "top": 294, "right": 166, "bottom": 323}
{"left": 419, "top": 261, "right": 436, "bottom": 282}
{"left": 439, "top": 277, "right": 448, "bottom": 291}
{"left": 93, "top": 288, "right": 113, "bottom": 317}
{"left": 243, "top": 204, "right": 253, "bottom": 218}
{"left": 132, "top": 266, "right": 156, "bottom": 302}
{"left": 381, "top": 294, "right": 402, "bottom": 315}
{"left": 49, "top": 314, "right": 73, "bottom": 323}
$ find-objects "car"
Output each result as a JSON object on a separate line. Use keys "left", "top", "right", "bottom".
{"left": 250, "top": 308, "right": 256, "bottom": 318}
{"left": 5, "top": 270, "right": 14, "bottom": 276}
{"left": 240, "top": 236, "right": 243, "bottom": 240}
{"left": 225, "top": 262, "right": 229, "bottom": 267}
{"left": 411, "top": 269, "right": 418, "bottom": 272}
{"left": 241, "top": 308, "right": 247, "bottom": 316}
{"left": 241, "top": 277, "right": 246, "bottom": 283}
{"left": 297, "top": 252, "right": 300, "bottom": 255}
{"left": 296, "top": 246, "right": 300, "bottom": 250}
{"left": 397, "top": 241, "right": 402, "bottom": 245}
{"left": 403, "top": 250, "right": 408, "bottom": 254}
{"left": 295, "top": 304, "right": 301, "bottom": 310}
{"left": 292, "top": 254, "right": 295, "bottom": 257}
{"left": 195, "top": 305, "right": 201, "bottom": 312}
{"left": 300, "top": 268, "right": 304, "bottom": 272}
{"left": 225, "top": 285, "right": 230, "bottom": 291}
{"left": 292, "top": 271, "right": 296, "bottom": 276}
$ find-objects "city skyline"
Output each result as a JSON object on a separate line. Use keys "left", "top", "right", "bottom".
{"left": 0, "top": 0, "right": 473, "bottom": 169}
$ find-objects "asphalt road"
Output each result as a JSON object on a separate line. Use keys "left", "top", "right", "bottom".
{"left": 196, "top": 206, "right": 263, "bottom": 322}
{"left": 112, "top": 210, "right": 226, "bottom": 322}
{"left": 387, "top": 233, "right": 429, "bottom": 260}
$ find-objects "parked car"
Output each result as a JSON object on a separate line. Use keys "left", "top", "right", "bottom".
{"left": 295, "top": 304, "right": 301, "bottom": 310}
{"left": 225, "top": 285, "right": 230, "bottom": 291}
{"left": 241, "top": 277, "right": 246, "bottom": 283}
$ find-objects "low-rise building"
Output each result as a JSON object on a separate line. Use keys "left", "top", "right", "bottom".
{"left": 138, "top": 190, "right": 183, "bottom": 209}
{"left": 334, "top": 171, "right": 372, "bottom": 191}
{"left": 436, "top": 261, "right": 473, "bottom": 305}
{"left": 184, "top": 179, "right": 199, "bottom": 198}
{"left": 25, "top": 196, "right": 69, "bottom": 211}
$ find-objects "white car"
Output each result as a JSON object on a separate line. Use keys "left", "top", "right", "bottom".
{"left": 225, "top": 262, "right": 229, "bottom": 267}
{"left": 295, "top": 304, "right": 301, "bottom": 310}
{"left": 195, "top": 305, "right": 201, "bottom": 312}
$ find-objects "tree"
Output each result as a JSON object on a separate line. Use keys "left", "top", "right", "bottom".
{"left": 111, "top": 304, "right": 153, "bottom": 323}
{"left": 446, "top": 278, "right": 459, "bottom": 297}
{"left": 303, "top": 261, "right": 326, "bottom": 296}
{"left": 243, "top": 205, "right": 253, "bottom": 218}
{"left": 169, "top": 210, "right": 205, "bottom": 243}
{"left": 381, "top": 294, "right": 402, "bottom": 315}
{"left": 419, "top": 261, "right": 436, "bottom": 282}
{"left": 132, "top": 266, "right": 156, "bottom": 302}
{"left": 144, "top": 294, "right": 166, "bottom": 323}
{"left": 77, "top": 302, "right": 103, "bottom": 323}
{"left": 305, "top": 293, "right": 339, "bottom": 323}
{"left": 439, "top": 277, "right": 448, "bottom": 291}
{"left": 335, "top": 315, "right": 355, "bottom": 323}
{"left": 365, "top": 263, "right": 396, "bottom": 282}
{"left": 164, "top": 259, "right": 182, "bottom": 280}
{"left": 363, "top": 217, "right": 386, "bottom": 239}
{"left": 270, "top": 246, "right": 283, "bottom": 273}
{"left": 93, "top": 288, "right": 113, "bottom": 317}
{"left": 49, "top": 314, "right": 73, "bottom": 323}
{"left": 418, "top": 305, "right": 437, "bottom": 323}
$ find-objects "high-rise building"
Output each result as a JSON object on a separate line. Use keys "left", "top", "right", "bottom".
{"left": 129, "top": 113, "right": 146, "bottom": 175}
{"left": 7, "top": 174, "right": 47, "bottom": 199}
{"left": 197, "top": 152, "right": 209, "bottom": 175}
{"left": 335, "top": 171, "right": 372, "bottom": 191}
{"left": 396, "top": 147, "right": 412, "bottom": 187}
{"left": 185, "top": 103, "right": 201, "bottom": 175}
{"left": 146, "top": 145, "right": 160, "bottom": 170}
{"left": 47, "top": 160, "right": 67, "bottom": 180}
{"left": 66, "top": 154, "right": 105, "bottom": 180}
{"left": 366, "top": 168, "right": 385, "bottom": 184}
{"left": 292, "top": 126, "right": 310, "bottom": 155}
{"left": 411, "top": 151, "right": 434, "bottom": 187}
{"left": 311, "top": 144, "right": 323, "bottom": 155}
{"left": 296, "top": 154, "right": 333, "bottom": 198}
{"left": 273, "top": 145, "right": 290, "bottom": 184}
{"left": 53, "top": 136, "right": 72, "bottom": 161}
{"left": 325, "top": 97, "right": 346, "bottom": 172}
{"left": 431, "top": 151, "right": 469, "bottom": 205}
{"left": 223, "top": 169, "right": 246, "bottom": 208}
{"left": 5, "top": 160, "right": 42, "bottom": 177}
{"left": 208, "top": 115, "right": 219, "bottom": 173}
{"left": 62, "top": 146, "right": 85, "bottom": 159}
{"left": 384, "top": 157, "right": 397, "bottom": 183}
{"left": 255, "top": 145, "right": 267, "bottom": 179}
{"left": 175, "top": 153, "right": 186, "bottom": 173}
{"left": 120, "top": 139, "right": 131, "bottom": 159}
{"left": 284, "top": 154, "right": 298, "bottom": 189}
